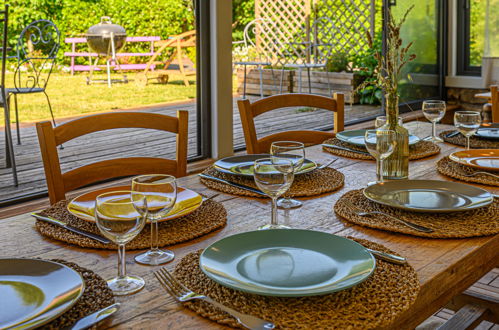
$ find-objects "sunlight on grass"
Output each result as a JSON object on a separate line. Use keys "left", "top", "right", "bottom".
{"left": 0, "top": 72, "right": 196, "bottom": 125}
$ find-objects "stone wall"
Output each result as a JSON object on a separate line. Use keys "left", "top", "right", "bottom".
{"left": 447, "top": 87, "right": 489, "bottom": 111}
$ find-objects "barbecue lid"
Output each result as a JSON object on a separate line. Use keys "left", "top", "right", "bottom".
{"left": 86, "top": 16, "right": 126, "bottom": 37}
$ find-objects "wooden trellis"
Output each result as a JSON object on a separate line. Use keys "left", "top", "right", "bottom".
{"left": 254, "top": 0, "right": 375, "bottom": 64}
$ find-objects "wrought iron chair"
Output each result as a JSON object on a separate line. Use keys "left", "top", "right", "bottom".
{"left": 278, "top": 17, "right": 333, "bottom": 95}
{"left": 0, "top": 4, "right": 18, "bottom": 186}
{"left": 233, "top": 18, "right": 278, "bottom": 98}
{"left": 6, "top": 19, "right": 60, "bottom": 145}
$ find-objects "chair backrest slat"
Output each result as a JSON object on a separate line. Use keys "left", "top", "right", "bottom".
{"left": 491, "top": 85, "right": 499, "bottom": 123}
{"left": 36, "top": 111, "right": 188, "bottom": 204}
{"left": 238, "top": 93, "right": 344, "bottom": 154}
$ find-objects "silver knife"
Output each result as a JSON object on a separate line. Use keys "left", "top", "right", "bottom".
{"left": 31, "top": 213, "right": 111, "bottom": 244}
{"left": 366, "top": 248, "right": 407, "bottom": 265}
{"left": 199, "top": 173, "right": 267, "bottom": 196}
{"left": 69, "top": 303, "right": 120, "bottom": 330}
{"left": 445, "top": 131, "right": 460, "bottom": 138}
{"left": 322, "top": 144, "right": 371, "bottom": 156}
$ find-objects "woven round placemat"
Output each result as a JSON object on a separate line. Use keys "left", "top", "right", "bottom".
{"left": 40, "top": 259, "right": 114, "bottom": 330}
{"left": 437, "top": 156, "right": 499, "bottom": 186}
{"left": 200, "top": 166, "right": 344, "bottom": 198}
{"left": 36, "top": 199, "right": 226, "bottom": 250}
{"left": 334, "top": 190, "right": 499, "bottom": 238}
{"left": 322, "top": 138, "right": 440, "bottom": 160}
{"left": 439, "top": 130, "right": 499, "bottom": 149}
{"left": 172, "top": 239, "right": 419, "bottom": 330}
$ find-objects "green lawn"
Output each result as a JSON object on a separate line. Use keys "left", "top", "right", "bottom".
{"left": 1, "top": 72, "right": 197, "bottom": 125}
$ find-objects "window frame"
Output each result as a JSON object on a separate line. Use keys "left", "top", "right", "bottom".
{"left": 456, "top": 0, "right": 481, "bottom": 76}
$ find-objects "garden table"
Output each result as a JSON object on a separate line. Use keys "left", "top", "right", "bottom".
{"left": 0, "top": 122, "right": 497, "bottom": 329}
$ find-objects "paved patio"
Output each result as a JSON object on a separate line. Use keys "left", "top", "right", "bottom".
{"left": 0, "top": 97, "right": 379, "bottom": 203}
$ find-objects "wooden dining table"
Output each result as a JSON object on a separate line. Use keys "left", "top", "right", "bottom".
{"left": 1, "top": 121, "right": 498, "bottom": 329}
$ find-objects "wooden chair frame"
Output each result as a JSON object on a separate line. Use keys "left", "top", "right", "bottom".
{"left": 491, "top": 85, "right": 498, "bottom": 123}
{"left": 238, "top": 93, "right": 344, "bottom": 154}
{"left": 36, "top": 111, "right": 188, "bottom": 204}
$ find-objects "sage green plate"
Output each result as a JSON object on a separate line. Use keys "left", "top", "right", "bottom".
{"left": 214, "top": 154, "right": 317, "bottom": 177}
{"left": 0, "top": 258, "right": 85, "bottom": 329}
{"left": 200, "top": 229, "right": 375, "bottom": 297}
{"left": 336, "top": 129, "right": 420, "bottom": 146}
{"left": 363, "top": 180, "right": 493, "bottom": 213}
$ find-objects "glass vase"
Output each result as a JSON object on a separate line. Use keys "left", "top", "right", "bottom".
{"left": 379, "top": 93, "right": 409, "bottom": 180}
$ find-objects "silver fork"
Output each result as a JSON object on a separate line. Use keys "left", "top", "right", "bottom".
{"left": 154, "top": 268, "right": 275, "bottom": 330}
{"left": 462, "top": 171, "right": 499, "bottom": 179}
{"left": 344, "top": 200, "right": 434, "bottom": 233}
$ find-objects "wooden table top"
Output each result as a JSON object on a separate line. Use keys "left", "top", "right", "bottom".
{"left": 1, "top": 122, "right": 498, "bottom": 329}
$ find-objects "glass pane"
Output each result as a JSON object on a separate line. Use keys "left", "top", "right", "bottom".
{"left": 391, "top": 0, "right": 440, "bottom": 103}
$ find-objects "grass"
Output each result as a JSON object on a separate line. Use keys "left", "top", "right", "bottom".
{"left": 0, "top": 72, "right": 197, "bottom": 125}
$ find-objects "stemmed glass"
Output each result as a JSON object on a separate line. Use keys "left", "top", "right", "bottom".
{"left": 270, "top": 141, "right": 305, "bottom": 209}
{"left": 454, "top": 111, "right": 481, "bottom": 150}
{"left": 422, "top": 100, "right": 446, "bottom": 143}
{"left": 95, "top": 191, "right": 147, "bottom": 295}
{"left": 132, "top": 174, "right": 177, "bottom": 265}
{"left": 254, "top": 158, "right": 294, "bottom": 229}
{"left": 364, "top": 129, "right": 396, "bottom": 184}
{"left": 374, "top": 115, "right": 403, "bottom": 128}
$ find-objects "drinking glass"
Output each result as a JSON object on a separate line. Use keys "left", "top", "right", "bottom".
{"left": 132, "top": 174, "right": 177, "bottom": 265}
{"left": 422, "top": 100, "right": 446, "bottom": 143}
{"left": 454, "top": 111, "right": 481, "bottom": 150}
{"left": 374, "top": 116, "right": 403, "bottom": 129}
{"left": 95, "top": 191, "right": 147, "bottom": 295}
{"left": 254, "top": 158, "right": 294, "bottom": 229}
{"left": 270, "top": 141, "right": 305, "bottom": 209}
{"left": 364, "top": 129, "right": 396, "bottom": 184}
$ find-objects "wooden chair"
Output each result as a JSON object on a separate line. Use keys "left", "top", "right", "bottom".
{"left": 36, "top": 111, "right": 188, "bottom": 204}
{"left": 237, "top": 93, "right": 344, "bottom": 154}
{"left": 491, "top": 85, "right": 498, "bottom": 123}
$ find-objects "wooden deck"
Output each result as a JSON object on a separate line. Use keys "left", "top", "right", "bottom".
{"left": 0, "top": 98, "right": 380, "bottom": 203}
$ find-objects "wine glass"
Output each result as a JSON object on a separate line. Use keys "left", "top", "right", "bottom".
{"left": 95, "top": 191, "right": 147, "bottom": 295}
{"left": 254, "top": 158, "right": 294, "bottom": 229}
{"left": 454, "top": 111, "right": 481, "bottom": 150}
{"left": 270, "top": 141, "right": 305, "bottom": 209}
{"left": 364, "top": 129, "right": 396, "bottom": 184}
{"left": 422, "top": 100, "right": 446, "bottom": 143}
{"left": 132, "top": 174, "right": 177, "bottom": 265}
{"left": 374, "top": 115, "right": 403, "bottom": 128}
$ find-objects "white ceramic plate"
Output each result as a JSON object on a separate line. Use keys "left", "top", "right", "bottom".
{"left": 200, "top": 229, "right": 375, "bottom": 297}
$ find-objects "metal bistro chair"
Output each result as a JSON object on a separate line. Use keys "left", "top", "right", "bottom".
{"left": 0, "top": 4, "right": 18, "bottom": 186}
{"left": 233, "top": 18, "right": 278, "bottom": 98}
{"left": 279, "top": 17, "right": 333, "bottom": 95}
{"left": 6, "top": 19, "right": 60, "bottom": 145}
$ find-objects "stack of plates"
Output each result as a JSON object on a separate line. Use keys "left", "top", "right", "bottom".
{"left": 449, "top": 149, "right": 499, "bottom": 173}
{"left": 199, "top": 229, "right": 376, "bottom": 297}
{"left": 213, "top": 154, "right": 318, "bottom": 177}
{"left": 363, "top": 180, "right": 494, "bottom": 213}
{"left": 0, "top": 259, "right": 85, "bottom": 329}
{"left": 336, "top": 129, "right": 420, "bottom": 147}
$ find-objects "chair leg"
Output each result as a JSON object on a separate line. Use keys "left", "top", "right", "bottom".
{"left": 279, "top": 67, "right": 285, "bottom": 94}
{"left": 307, "top": 67, "right": 312, "bottom": 94}
{"left": 327, "top": 70, "right": 332, "bottom": 96}
{"left": 3, "top": 101, "right": 18, "bottom": 186}
{"left": 298, "top": 68, "right": 303, "bottom": 93}
{"left": 43, "top": 90, "right": 63, "bottom": 150}
{"left": 258, "top": 65, "right": 264, "bottom": 98}
{"left": 14, "top": 94, "right": 20, "bottom": 144}
{"left": 243, "top": 64, "right": 247, "bottom": 99}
